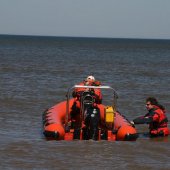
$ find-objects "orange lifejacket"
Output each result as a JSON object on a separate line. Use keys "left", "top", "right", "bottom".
{"left": 149, "top": 106, "right": 169, "bottom": 136}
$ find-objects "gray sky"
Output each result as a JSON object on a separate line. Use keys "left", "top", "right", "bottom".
{"left": 0, "top": 0, "right": 170, "bottom": 39}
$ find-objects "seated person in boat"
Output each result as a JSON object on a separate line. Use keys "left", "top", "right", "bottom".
{"left": 72, "top": 75, "right": 102, "bottom": 104}
{"left": 131, "top": 97, "right": 169, "bottom": 137}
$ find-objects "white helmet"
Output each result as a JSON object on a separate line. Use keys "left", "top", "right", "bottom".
{"left": 86, "top": 75, "right": 95, "bottom": 82}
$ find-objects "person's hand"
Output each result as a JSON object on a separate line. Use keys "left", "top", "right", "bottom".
{"left": 130, "top": 121, "right": 134, "bottom": 125}
{"left": 130, "top": 121, "right": 135, "bottom": 127}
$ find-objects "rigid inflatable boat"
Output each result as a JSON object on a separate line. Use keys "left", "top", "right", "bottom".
{"left": 42, "top": 85, "right": 138, "bottom": 141}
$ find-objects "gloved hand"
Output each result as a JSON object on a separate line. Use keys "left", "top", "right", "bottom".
{"left": 130, "top": 121, "right": 134, "bottom": 125}
{"left": 130, "top": 121, "right": 135, "bottom": 127}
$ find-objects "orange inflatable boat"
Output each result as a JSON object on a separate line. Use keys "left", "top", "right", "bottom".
{"left": 42, "top": 85, "right": 138, "bottom": 141}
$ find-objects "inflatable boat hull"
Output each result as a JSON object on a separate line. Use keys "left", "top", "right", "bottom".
{"left": 42, "top": 99, "right": 138, "bottom": 141}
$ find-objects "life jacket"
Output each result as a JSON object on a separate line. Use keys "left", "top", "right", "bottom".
{"left": 149, "top": 106, "right": 169, "bottom": 137}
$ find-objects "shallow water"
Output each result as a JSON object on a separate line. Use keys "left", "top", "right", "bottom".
{"left": 0, "top": 35, "right": 170, "bottom": 170}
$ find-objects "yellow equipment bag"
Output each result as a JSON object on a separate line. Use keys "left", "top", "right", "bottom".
{"left": 105, "top": 106, "right": 114, "bottom": 123}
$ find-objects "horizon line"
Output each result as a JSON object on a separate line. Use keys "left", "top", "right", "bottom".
{"left": 0, "top": 33, "right": 170, "bottom": 41}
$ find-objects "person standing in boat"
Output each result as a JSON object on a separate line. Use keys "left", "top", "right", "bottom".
{"left": 131, "top": 97, "right": 169, "bottom": 137}
{"left": 72, "top": 75, "right": 102, "bottom": 104}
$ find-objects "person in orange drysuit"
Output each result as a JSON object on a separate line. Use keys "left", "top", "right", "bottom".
{"left": 72, "top": 75, "right": 102, "bottom": 104}
{"left": 131, "top": 97, "right": 169, "bottom": 137}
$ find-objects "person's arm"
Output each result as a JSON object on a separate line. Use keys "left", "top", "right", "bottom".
{"left": 94, "top": 81, "right": 101, "bottom": 86}
{"left": 93, "top": 89, "right": 102, "bottom": 104}
{"left": 132, "top": 116, "right": 153, "bottom": 124}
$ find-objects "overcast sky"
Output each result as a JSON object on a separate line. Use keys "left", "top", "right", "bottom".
{"left": 0, "top": 0, "right": 170, "bottom": 39}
